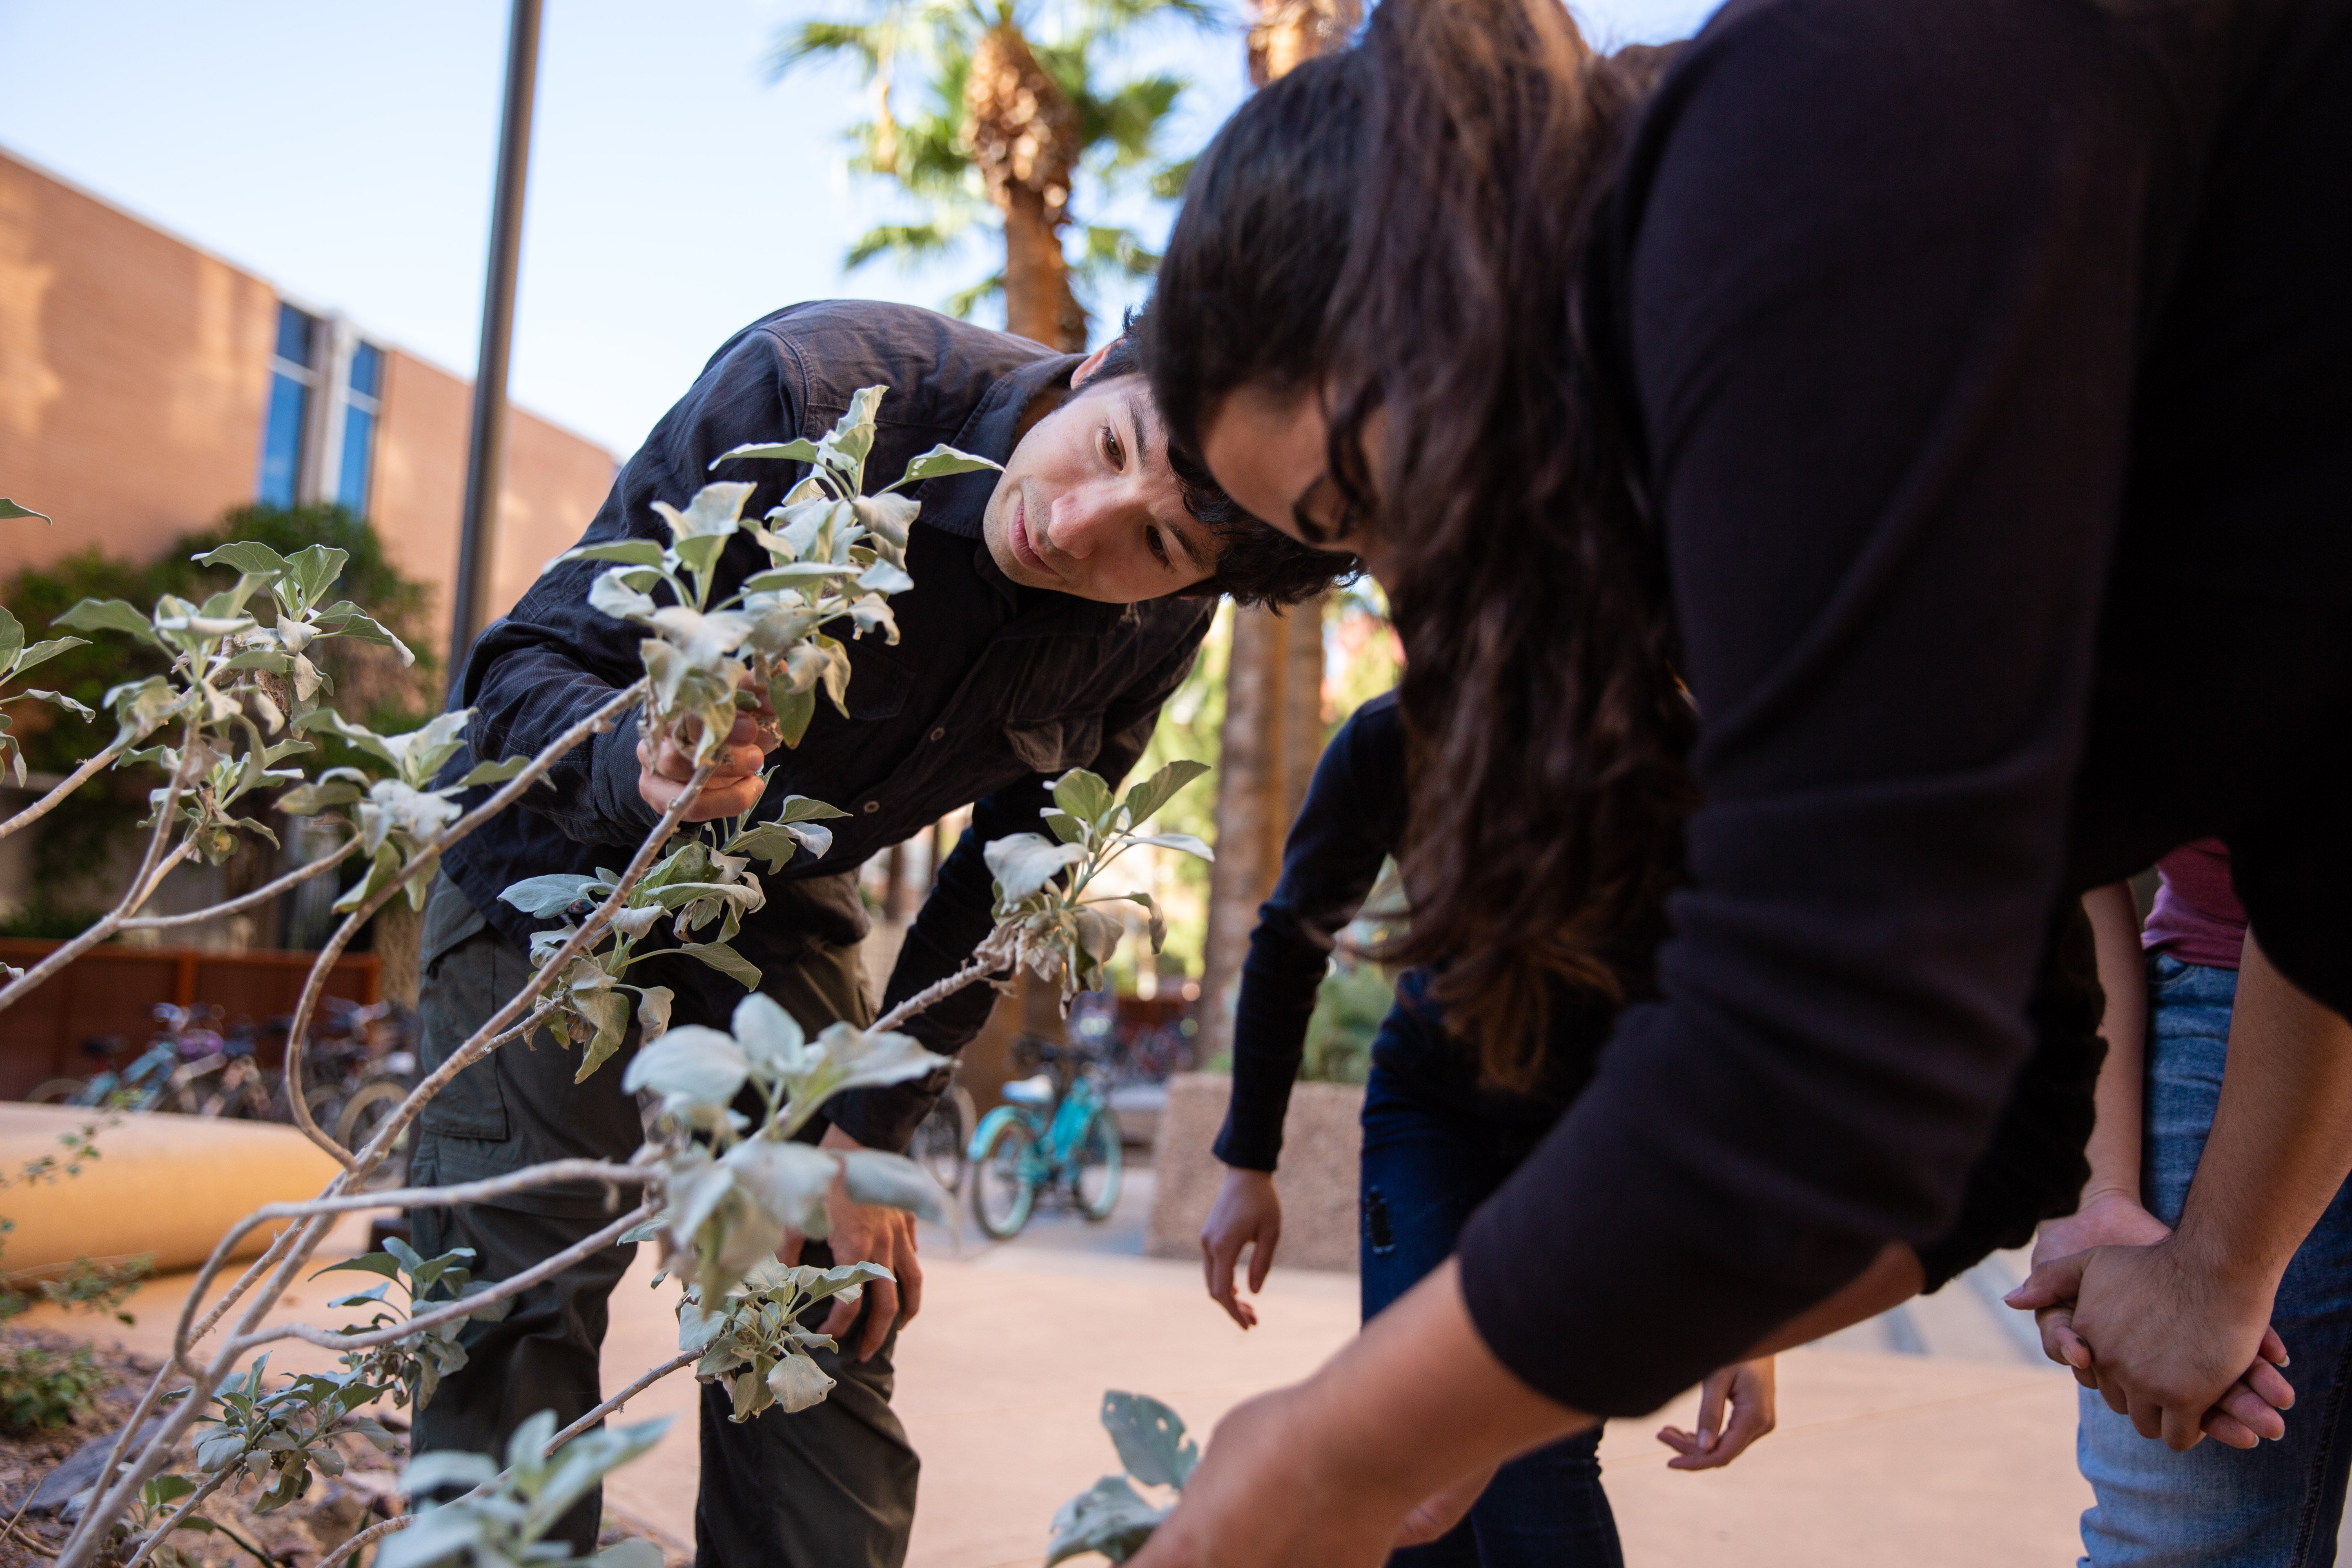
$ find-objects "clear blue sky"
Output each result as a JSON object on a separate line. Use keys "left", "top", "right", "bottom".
{"left": 0, "top": 0, "right": 1717, "bottom": 458}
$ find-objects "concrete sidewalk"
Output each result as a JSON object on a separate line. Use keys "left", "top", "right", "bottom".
{"left": 32, "top": 1177, "right": 2112, "bottom": 1566}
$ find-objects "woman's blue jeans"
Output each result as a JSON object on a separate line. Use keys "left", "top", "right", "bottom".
{"left": 1360, "top": 1061, "right": 1624, "bottom": 1568}
{"left": 2078, "top": 954, "right": 2352, "bottom": 1566}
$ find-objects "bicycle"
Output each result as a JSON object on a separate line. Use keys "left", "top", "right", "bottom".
{"left": 967, "top": 1037, "right": 1123, "bottom": 1240}
{"left": 27, "top": 1033, "right": 179, "bottom": 1110}
{"left": 27, "top": 1005, "right": 227, "bottom": 1112}
{"left": 294, "top": 999, "right": 419, "bottom": 1189}
{"left": 909, "top": 1071, "right": 978, "bottom": 1196}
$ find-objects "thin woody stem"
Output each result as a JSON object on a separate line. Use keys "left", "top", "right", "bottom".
{"left": 279, "top": 679, "right": 648, "bottom": 1164}
{"left": 120, "top": 829, "right": 361, "bottom": 930}
{"left": 115, "top": 1470, "right": 233, "bottom": 1568}
{"left": 234, "top": 1199, "right": 655, "bottom": 1357}
{"left": 870, "top": 959, "right": 995, "bottom": 1036}
{"left": 314, "top": 1515, "right": 406, "bottom": 1568}
{"left": 0, "top": 724, "right": 200, "bottom": 1016}
{"left": 0, "top": 735, "right": 130, "bottom": 842}
{"left": 543, "top": 1350, "right": 698, "bottom": 1456}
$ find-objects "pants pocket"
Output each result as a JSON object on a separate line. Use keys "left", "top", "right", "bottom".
{"left": 418, "top": 892, "right": 512, "bottom": 1143}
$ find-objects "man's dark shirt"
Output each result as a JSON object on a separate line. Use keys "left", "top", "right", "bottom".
{"left": 437, "top": 303, "right": 1214, "bottom": 1150}
{"left": 1457, "top": 0, "right": 2352, "bottom": 1415}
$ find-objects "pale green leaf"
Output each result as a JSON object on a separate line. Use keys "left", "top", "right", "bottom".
{"left": 883, "top": 443, "right": 1003, "bottom": 490}
{"left": 713, "top": 437, "right": 824, "bottom": 468}
{"left": 54, "top": 597, "right": 165, "bottom": 648}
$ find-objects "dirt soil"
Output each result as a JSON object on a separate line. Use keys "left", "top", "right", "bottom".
{"left": 0, "top": 1330, "right": 688, "bottom": 1567}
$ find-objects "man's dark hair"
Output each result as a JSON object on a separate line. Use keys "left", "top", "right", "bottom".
{"left": 1076, "top": 315, "right": 1356, "bottom": 609}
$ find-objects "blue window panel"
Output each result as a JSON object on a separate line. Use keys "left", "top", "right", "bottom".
{"left": 275, "top": 303, "right": 316, "bottom": 368}
{"left": 257, "top": 372, "right": 307, "bottom": 506}
{"left": 337, "top": 404, "right": 376, "bottom": 512}
{"left": 348, "top": 341, "right": 383, "bottom": 401}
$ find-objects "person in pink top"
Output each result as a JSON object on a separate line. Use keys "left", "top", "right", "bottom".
{"left": 2029, "top": 845, "right": 2352, "bottom": 1566}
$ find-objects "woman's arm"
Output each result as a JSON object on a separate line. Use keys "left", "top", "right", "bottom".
{"left": 1202, "top": 698, "right": 1404, "bottom": 1328}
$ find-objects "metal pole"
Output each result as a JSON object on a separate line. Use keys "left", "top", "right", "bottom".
{"left": 448, "top": 0, "right": 545, "bottom": 682}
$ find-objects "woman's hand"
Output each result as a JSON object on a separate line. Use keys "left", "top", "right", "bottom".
{"left": 1657, "top": 1357, "right": 1777, "bottom": 1470}
{"left": 637, "top": 700, "right": 780, "bottom": 821}
{"left": 1201, "top": 1167, "right": 1283, "bottom": 1329}
{"left": 1129, "top": 1262, "right": 1592, "bottom": 1568}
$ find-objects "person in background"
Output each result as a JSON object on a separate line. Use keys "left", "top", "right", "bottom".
{"left": 1127, "top": 0, "right": 2352, "bottom": 1555}
{"left": 2028, "top": 846, "right": 2352, "bottom": 1566}
{"left": 1200, "top": 690, "right": 1775, "bottom": 1568}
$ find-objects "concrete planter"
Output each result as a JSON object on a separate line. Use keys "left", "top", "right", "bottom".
{"left": 1145, "top": 1072, "right": 1365, "bottom": 1273}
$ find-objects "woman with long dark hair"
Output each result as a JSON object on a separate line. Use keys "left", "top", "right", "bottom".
{"left": 1127, "top": 0, "right": 2352, "bottom": 1558}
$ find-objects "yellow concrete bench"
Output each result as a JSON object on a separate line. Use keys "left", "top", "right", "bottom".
{"left": 0, "top": 1103, "right": 343, "bottom": 1277}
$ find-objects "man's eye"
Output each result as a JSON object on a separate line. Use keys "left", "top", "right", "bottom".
{"left": 1146, "top": 529, "right": 1171, "bottom": 570}
{"left": 1102, "top": 425, "right": 1123, "bottom": 467}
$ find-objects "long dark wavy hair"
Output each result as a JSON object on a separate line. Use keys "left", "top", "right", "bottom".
{"left": 1144, "top": 0, "right": 1694, "bottom": 1089}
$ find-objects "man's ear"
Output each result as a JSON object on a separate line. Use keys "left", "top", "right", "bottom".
{"left": 1070, "top": 338, "right": 1120, "bottom": 388}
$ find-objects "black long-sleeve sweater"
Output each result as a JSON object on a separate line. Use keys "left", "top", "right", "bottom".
{"left": 1457, "top": 0, "right": 2352, "bottom": 1416}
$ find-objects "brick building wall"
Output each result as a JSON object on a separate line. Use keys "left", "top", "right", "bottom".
{"left": 0, "top": 144, "right": 616, "bottom": 628}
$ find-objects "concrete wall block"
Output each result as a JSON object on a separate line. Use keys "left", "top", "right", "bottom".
{"left": 1145, "top": 1071, "right": 1364, "bottom": 1273}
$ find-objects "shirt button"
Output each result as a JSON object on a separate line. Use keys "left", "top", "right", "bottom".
{"left": 862, "top": 800, "right": 880, "bottom": 814}
{"left": 929, "top": 727, "right": 945, "bottom": 742}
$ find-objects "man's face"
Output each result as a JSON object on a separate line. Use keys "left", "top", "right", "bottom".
{"left": 981, "top": 366, "right": 1218, "bottom": 603}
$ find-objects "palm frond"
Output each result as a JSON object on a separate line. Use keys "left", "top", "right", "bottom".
{"left": 1076, "top": 72, "right": 1183, "bottom": 165}
{"left": 944, "top": 271, "right": 1007, "bottom": 318}
{"left": 769, "top": 19, "right": 888, "bottom": 77}
{"left": 846, "top": 220, "right": 965, "bottom": 270}
{"left": 1147, "top": 156, "right": 1194, "bottom": 200}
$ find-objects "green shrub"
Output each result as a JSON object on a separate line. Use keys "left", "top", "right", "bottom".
{"left": 0, "top": 1338, "right": 110, "bottom": 1431}
{"left": 1299, "top": 958, "right": 1395, "bottom": 1085}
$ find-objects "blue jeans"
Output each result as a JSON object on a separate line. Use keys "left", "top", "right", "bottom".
{"left": 1361, "top": 1060, "right": 1624, "bottom": 1568}
{"left": 2079, "top": 954, "right": 2352, "bottom": 1566}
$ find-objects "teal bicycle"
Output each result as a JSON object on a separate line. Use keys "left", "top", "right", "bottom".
{"left": 967, "top": 1038, "right": 1123, "bottom": 1239}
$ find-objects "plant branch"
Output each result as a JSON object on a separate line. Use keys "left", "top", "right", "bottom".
{"left": 0, "top": 725, "right": 201, "bottom": 1016}
{"left": 116, "top": 1471, "right": 233, "bottom": 1568}
{"left": 0, "top": 735, "right": 131, "bottom": 841}
{"left": 120, "top": 829, "right": 361, "bottom": 931}
{"left": 314, "top": 1514, "right": 407, "bottom": 1568}
{"left": 280, "top": 680, "right": 649, "bottom": 1162}
{"left": 233, "top": 1199, "right": 656, "bottom": 1357}
{"left": 871, "top": 958, "right": 995, "bottom": 1035}
{"left": 545, "top": 1350, "right": 698, "bottom": 1457}
{"left": 64, "top": 700, "right": 685, "bottom": 1568}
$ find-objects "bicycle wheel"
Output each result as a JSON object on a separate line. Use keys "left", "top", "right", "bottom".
{"left": 25, "top": 1078, "right": 87, "bottom": 1105}
{"left": 971, "top": 1119, "right": 1038, "bottom": 1240}
{"left": 911, "top": 1085, "right": 976, "bottom": 1195}
{"left": 1072, "top": 1107, "right": 1123, "bottom": 1222}
{"left": 335, "top": 1078, "right": 412, "bottom": 1191}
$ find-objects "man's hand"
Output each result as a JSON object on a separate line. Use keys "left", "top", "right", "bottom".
{"left": 1201, "top": 1167, "right": 1283, "bottom": 1330}
{"left": 1657, "top": 1357, "right": 1777, "bottom": 1470}
{"left": 780, "top": 1125, "right": 924, "bottom": 1362}
{"left": 2007, "top": 1239, "right": 2294, "bottom": 1450}
{"left": 637, "top": 701, "right": 781, "bottom": 822}
{"left": 2026, "top": 1189, "right": 2174, "bottom": 1381}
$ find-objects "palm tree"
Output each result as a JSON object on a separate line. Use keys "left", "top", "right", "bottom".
{"left": 774, "top": 0, "right": 1211, "bottom": 350}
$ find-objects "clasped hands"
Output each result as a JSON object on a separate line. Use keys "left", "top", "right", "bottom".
{"left": 2007, "top": 1189, "right": 2294, "bottom": 1451}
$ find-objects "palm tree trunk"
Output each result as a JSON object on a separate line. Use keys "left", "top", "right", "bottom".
{"left": 1001, "top": 184, "right": 1087, "bottom": 352}
{"left": 966, "top": 22, "right": 1088, "bottom": 352}
{"left": 1194, "top": 0, "right": 1361, "bottom": 1061}
{"left": 1198, "top": 599, "right": 1329, "bottom": 1060}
